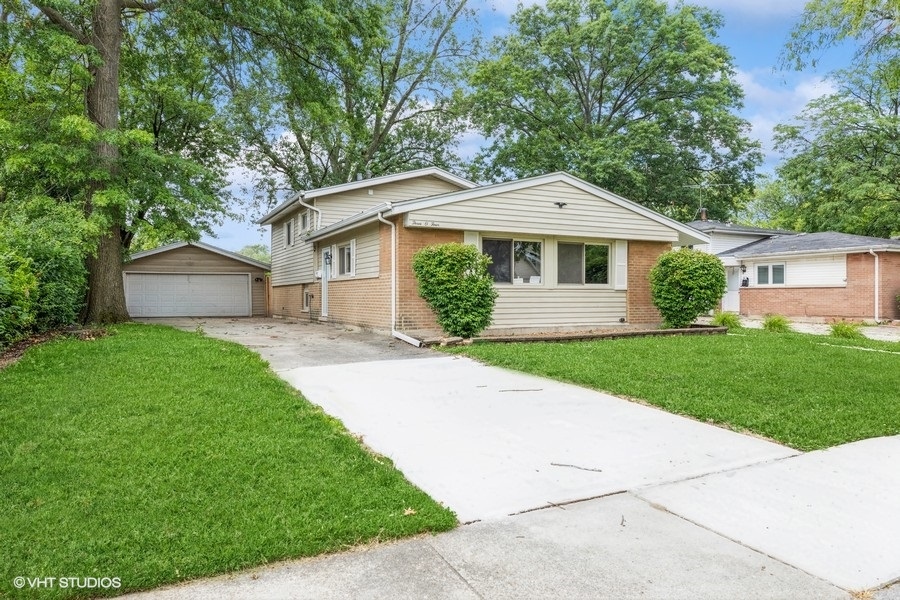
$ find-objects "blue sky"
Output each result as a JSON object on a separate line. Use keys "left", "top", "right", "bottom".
{"left": 203, "top": 0, "right": 853, "bottom": 252}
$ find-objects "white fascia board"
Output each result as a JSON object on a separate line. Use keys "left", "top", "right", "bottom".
{"left": 128, "top": 241, "right": 190, "bottom": 260}
{"left": 734, "top": 246, "right": 900, "bottom": 260}
{"left": 258, "top": 167, "right": 476, "bottom": 225}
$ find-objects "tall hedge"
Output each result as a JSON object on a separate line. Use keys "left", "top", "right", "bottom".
{"left": 412, "top": 242, "right": 498, "bottom": 338}
{"left": 0, "top": 203, "right": 88, "bottom": 347}
{"left": 649, "top": 248, "right": 726, "bottom": 329}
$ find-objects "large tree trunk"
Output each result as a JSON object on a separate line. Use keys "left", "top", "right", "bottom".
{"left": 83, "top": 0, "right": 129, "bottom": 323}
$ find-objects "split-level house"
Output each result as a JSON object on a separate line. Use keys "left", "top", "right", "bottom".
{"left": 259, "top": 168, "right": 709, "bottom": 337}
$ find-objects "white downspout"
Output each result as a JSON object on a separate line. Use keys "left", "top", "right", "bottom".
{"left": 296, "top": 192, "right": 321, "bottom": 229}
{"left": 869, "top": 249, "right": 880, "bottom": 322}
{"left": 377, "top": 207, "right": 421, "bottom": 347}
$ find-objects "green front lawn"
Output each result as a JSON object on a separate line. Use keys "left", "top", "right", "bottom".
{"left": 0, "top": 325, "right": 455, "bottom": 599}
{"left": 451, "top": 329, "right": 900, "bottom": 451}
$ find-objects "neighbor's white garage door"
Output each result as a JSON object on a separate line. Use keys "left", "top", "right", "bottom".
{"left": 125, "top": 273, "right": 251, "bottom": 317}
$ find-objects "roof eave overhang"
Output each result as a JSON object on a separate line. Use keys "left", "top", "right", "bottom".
{"left": 257, "top": 167, "right": 476, "bottom": 226}
{"left": 734, "top": 246, "right": 900, "bottom": 260}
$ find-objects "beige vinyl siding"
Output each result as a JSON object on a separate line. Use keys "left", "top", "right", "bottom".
{"left": 125, "top": 245, "right": 268, "bottom": 317}
{"left": 271, "top": 214, "right": 315, "bottom": 286}
{"left": 490, "top": 287, "right": 627, "bottom": 329}
{"left": 321, "top": 176, "right": 465, "bottom": 225}
{"left": 318, "top": 223, "right": 380, "bottom": 280}
{"left": 405, "top": 180, "right": 678, "bottom": 242}
{"left": 271, "top": 175, "right": 463, "bottom": 285}
{"left": 749, "top": 254, "right": 846, "bottom": 287}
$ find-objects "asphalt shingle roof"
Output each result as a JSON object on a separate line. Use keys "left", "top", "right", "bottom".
{"left": 685, "top": 220, "right": 796, "bottom": 236}
{"left": 729, "top": 232, "right": 900, "bottom": 258}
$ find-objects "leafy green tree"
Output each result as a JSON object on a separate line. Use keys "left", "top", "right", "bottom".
{"left": 466, "top": 0, "right": 761, "bottom": 220}
{"left": 782, "top": 0, "right": 899, "bottom": 69}
{"left": 772, "top": 58, "right": 900, "bottom": 238}
{"left": 649, "top": 248, "right": 726, "bottom": 329}
{"left": 209, "top": 0, "right": 477, "bottom": 208}
{"left": 237, "top": 244, "right": 271, "bottom": 264}
{"left": 412, "top": 243, "right": 497, "bottom": 338}
{"left": 0, "top": 2, "right": 236, "bottom": 322}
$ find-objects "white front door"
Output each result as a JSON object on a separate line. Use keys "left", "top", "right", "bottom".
{"left": 722, "top": 267, "right": 740, "bottom": 312}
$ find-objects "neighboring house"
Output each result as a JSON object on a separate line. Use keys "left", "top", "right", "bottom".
{"left": 684, "top": 218, "right": 900, "bottom": 321}
{"left": 259, "top": 168, "right": 707, "bottom": 337}
{"left": 685, "top": 218, "right": 797, "bottom": 313}
{"left": 125, "top": 242, "right": 270, "bottom": 317}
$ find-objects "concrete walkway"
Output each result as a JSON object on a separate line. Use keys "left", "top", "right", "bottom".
{"left": 129, "top": 318, "right": 900, "bottom": 599}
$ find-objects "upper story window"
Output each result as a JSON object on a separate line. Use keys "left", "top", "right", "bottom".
{"left": 283, "top": 219, "right": 294, "bottom": 247}
{"left": 558, "top": 243, "right": 609, "bottom": 285}
{"left": 757, "top": 264, "right": 785, "bottom": 285}
{"left": 300, "top": 211, "right": 309, "bottom": 232}
{"left": 482, "top": 239, "right": 542, "bottom": 284}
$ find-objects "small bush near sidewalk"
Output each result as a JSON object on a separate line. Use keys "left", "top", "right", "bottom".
{"left": 829, "top": 320, "right": 864, "bottom": 340}
{"left": 762, "top": 313, "right": 792, "bottom": 333}
{"left": 710, "top": 311, "right": 741, "bottom": 329}
{"left": 449, "top": 329, "right": 900, "bottom": 451}
{"left": 0, "top": 325, "right": 455, "bottom": 599}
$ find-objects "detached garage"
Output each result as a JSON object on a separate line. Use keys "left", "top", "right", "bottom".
{"left": 125, "top": 242, "right": 270, "bottom": 317}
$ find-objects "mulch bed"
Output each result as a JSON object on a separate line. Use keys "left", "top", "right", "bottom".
{"left": 0, "top": 328, "right": 108, "bottom": 371}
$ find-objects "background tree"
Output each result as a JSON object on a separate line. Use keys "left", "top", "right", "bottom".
{"left": 771, "top": 57, "right": 900, "bottom": 238}
{"left": 0, "top": 2, "right": 238, "bottom": 322}
{"left": 782, "top": 0, "right": 899, "bottom": 69}
{"left": 466, "top": 0, "right": 761, "bottom": 220}
{"left": 209, "top": 0, "right": 477, "bottom": 209}
{"left": 236, "top": 244, "right": 271, "bottom": 264}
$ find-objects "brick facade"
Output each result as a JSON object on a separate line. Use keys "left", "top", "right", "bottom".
{"left": 322, "top": 223, "right": 392, "bottom": 329}
{"left": 626, "top": 241, "right": 669, "bottom": 324}
{"left": 395, "top": 221, "right": 463, "bottom": 331}
{"left": 740, "top": 251, "right": 900, "bottom": 321}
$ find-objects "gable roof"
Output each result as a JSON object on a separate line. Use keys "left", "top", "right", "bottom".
{"left": 306, "top": 172, "right": 709, "bottom": 246}
{"left": 685, "top": 219, "right": 796, "bottom": 236}
{"left": 128, "top": 241, "right": 271, "bottom": 269}
{"left": 728, "top": 232, "right": 900, "bottom": 259}
{"left": 257, "top": 167, "right": 476, "bottom": 225}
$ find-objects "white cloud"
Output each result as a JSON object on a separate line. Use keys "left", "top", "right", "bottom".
{"left": 735, "top": 68, "right": 837, "bottom": 169}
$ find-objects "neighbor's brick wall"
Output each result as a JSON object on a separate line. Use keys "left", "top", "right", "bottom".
{"left": 740, "top": 252, "right": 900, "bottom": 320}
{"left": 626, "top": 241, "right": 670, "bottom": 324}
{"left": 395, "top": 221, "right": 463, "bottom": 331}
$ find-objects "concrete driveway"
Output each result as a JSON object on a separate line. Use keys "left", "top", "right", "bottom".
{"left": 141, "top": 317, "right": 432, "bottom": 370}
{"left": 135, "top": 317, "right": 900, "bottom": 598}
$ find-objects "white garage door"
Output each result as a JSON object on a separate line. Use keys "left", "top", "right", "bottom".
{"left": 126, "top": 273, "right": 251, "bottom": 317}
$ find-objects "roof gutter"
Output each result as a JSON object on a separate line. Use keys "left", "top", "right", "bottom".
{"left": 305, "top": 204, "right": 390, "bottom": 242}
{"left": 376, "top": 207, "right": 420, "bottom": 348}
{"left": 869, "top": 249, "right": 880, "bottom": 322}
{"left": 734, "top": 245, "right": 900, "bottom": 260}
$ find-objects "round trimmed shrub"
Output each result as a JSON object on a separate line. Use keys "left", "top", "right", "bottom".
{"left": 649, "top": 248, "right": 726, "bottom": 329}
{"left": 412, "top": 242, "right": 498, "bottom": 338}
